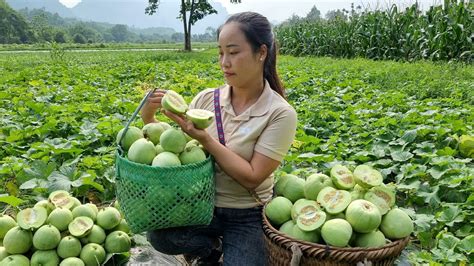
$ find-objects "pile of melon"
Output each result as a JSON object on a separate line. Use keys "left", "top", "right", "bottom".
{"left": 117, "top": 90, "right": 213, "bottom": 167}
{"left": 0, "top": 191, "right": 130, "bottom": 266}
{"left": 265, "top": 164, "right": 414, "bottom": 248}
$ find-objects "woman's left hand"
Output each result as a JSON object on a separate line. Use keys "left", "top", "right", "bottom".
{"left": 161, "top": 109, "right": 209, "bottom": 143}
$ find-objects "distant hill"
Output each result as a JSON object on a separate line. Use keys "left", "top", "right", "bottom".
{"left": 0, "top": 0, "right": 35, "bottom": 43}
{"left": 6, "top": 0, "right": 230, "bottom": 33}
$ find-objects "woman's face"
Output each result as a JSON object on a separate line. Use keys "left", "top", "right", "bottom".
{"left": 218, "top": 22, "right": 265, "bottom": 89}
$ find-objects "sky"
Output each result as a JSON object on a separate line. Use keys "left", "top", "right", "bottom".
{"left": 215, "top": 0, "right": 442, "bottom": 22}
{"left": 59, "top": 0, "right": 442, "bottom": 22}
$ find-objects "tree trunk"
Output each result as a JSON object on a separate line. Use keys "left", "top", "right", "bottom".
{"left": 181, "top": 0, "right": 191, "bottom": 51}
{"left": 185, "top": 0, "right": 196, "bottom": 51}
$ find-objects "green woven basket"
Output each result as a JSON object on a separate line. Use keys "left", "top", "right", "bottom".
{"left": 114, "top": 89, "right": 215, "bottom": 234}
{"left": 115, "top": 153, "right": 215, "bottom": 234}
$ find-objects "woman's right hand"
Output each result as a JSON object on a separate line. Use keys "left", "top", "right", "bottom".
{"left": 141, "top": 89, "right": 167, "bottom": 124}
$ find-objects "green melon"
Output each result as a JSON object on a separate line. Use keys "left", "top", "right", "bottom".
{"left": 265, "top": 196, "right": 293, "bottom": 226}
{"left": 81, "top": 225, "right": 106, "bottom": 245}
{"left": 296, "top": 204, "right": 326, "bottom": 232}
{"left": 353, "top": 165, "right": 383, "bottom": 189}
{"left": 3, "top": 226, "right": 32, "bottom": 254}
{"left": 152, "top": 151, "right": 182, "bottom": 167}
{"left": 33, "top": 225, "right": 61, "bottom": 250}
{"left": 316, "top": 187, "right": 351, "bottom": 214}
{"left": 142, "top": 122, "right": 165, "bottom": 145}
{"left": 186, "top": 109, "right": 214, "bottom": 129}
{"left": 289, "top": 226, "right": 320, "bottom": 243}
{"left": 330, "top": 164, "right": 355, "bottom": 190}
{"left": 354, "top": 230, "right": 386, "bottom": 248}
{"left": 96, "top": 207, "right": 122, "bottom": 230}
{"left": 59, "top": 257, "right": 85, "bottom": 266}
{"left": 304, "top": 173, "right": 334, "bottom": 200}
{"left": 47, "top": 208, "right": 73, "bottom": 231}
{"left": 321, "top": 218, "right": 352, "bottom": 247}
{"left": 17, "top": 207, "right": 48, "bottom": 230}
{"left": 31, "top": 249, "right": 59, "bottom": 266}
{"left": 0, "top": 215, "right": 16, "bottom": 239}
{"left": 0, "top": 247, "right": 8, "bottom": 262}
{"left": 380, "top": 208, "right": 413, "bottom": 239}
{"left": 160, "top": 128, "right": 187, "bottom": 154}
{"left": 57, "top": 236, "right": 82, "bottom": 259}
{"left": 68, "top": 217, "right": 94, "bottom": 237}
{"left": 364, "top": 185, "right": 396, "bottom": 215}
{"left": 80, "top": 243, "right": 106, "bottom": 266}
{"left": 161, "top": 90, "right": 188, "bottom": 114}
{"left": 72, "top": 205, "right": 97, "bottom": 221}
{"left": 104, "top": 231, "right": 131, "bottom": 253}
{"left": 48, "top": 190, "right": 74, "bottom": 209}
{"left": 345, "top": 199, "right": 381, "bottom": 233}
{"left": 127, "top": 138, "right": 157, "bottom": 165}
{"left": 179, "top": 146, "right": 206, "bottom": 165}
{"left": 116, "top": 126, "right": 144, "bottom": 151}
{"left": 0, "top": 254, "right": 30, "bottom": 266}
{"left": 282, "top": 176, "right": 305, "bottom": 203}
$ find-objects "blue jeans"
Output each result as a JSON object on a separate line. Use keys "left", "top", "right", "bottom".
{"left": 147, "top": 206, "right": 265, "bottom": 266}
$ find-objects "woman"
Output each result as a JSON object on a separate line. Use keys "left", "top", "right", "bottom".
{"left": 141, "top": 11, "right": 297, "bottom": 265}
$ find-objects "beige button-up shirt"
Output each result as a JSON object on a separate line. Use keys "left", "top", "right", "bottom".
{"left": 189, "top": 80, "right": 297, "bottom": 208}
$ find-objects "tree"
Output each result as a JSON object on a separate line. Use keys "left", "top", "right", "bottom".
{"left": 110, "top": 24, "right": 129, "bottom": 42}
{"left": 0, "top": 0, "right": 35, "bottom": 43}
{"left": 73, "top": 33, "right": 86, "bottom": 44}
{"left": 306, "top": 5, "right": 321, "bottom": 21}
{"left": 325, "top": 9, "right": 348, "bottom": 21}
{"left": 145, "top": 0, "right": 241, "bottom": 51}
{"left": 53, "top": 30, "right": 67, "bottom": 43}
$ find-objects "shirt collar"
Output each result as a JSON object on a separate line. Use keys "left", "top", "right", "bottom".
{"left": 220, "top": 80, "right": 273, "bottom": 120}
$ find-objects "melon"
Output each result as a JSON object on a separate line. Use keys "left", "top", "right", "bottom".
{"left": 160, "top": 128, "right": 187, "bottom": 154}
{"left": 116, "top": 126, "right": 144, "bottom": 151}
{"left": 186, "top": 109, "right": 214, "bottom": 129}
{"left": 162, "top": 90, "right": 188, "bottom": 114}
{"left": 127, "top": 138, "right": 157, "bottom": 165}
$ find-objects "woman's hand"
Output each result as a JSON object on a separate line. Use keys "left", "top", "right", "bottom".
{"left": 141, "top": 89, "right": 167, "bottom": 124}
{"left": 161, "top": 109, "right": 210, "bottom": 143}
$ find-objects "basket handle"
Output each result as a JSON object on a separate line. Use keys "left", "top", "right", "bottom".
{"left": 117, "top": 88, "right": 157, "bottom": 155}
{"left": 290, "top": 243, "right": 303, "bottom": 266}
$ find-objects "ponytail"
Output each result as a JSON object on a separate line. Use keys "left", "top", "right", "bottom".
{"left": 264, "top": 39, "right": 285, "bottom": 98}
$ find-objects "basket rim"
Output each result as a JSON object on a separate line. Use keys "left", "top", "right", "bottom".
{"left": 116, "top": 150, "right": 213, "bottom": 170}
{"left": 262, "top": 201, "right": 410, "bottom": 253}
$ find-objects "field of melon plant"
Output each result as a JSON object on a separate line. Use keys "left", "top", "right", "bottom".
{"left": 0, "top": 48, "right": 473, "bottom": 264}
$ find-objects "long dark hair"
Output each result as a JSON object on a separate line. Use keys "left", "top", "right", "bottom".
{"left": 217, "top": 12, "right": 285, "bottom": 98}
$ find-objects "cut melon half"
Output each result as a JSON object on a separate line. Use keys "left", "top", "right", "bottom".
{"left": 161, "top": 90, "right": 188, "bottom": 114}
{"left": 186, "top": 109, "right": 214, "bottom": 129}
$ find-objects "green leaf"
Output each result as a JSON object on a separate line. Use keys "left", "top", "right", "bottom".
{"left": 437, "top": 205, "right": 465, "bottom": 227}
{"left": 417, "top": 231, "right": 435, "bottom": 249}
{"left": 438, "top": 233, "right": 460, "bottom": 250}
{"left": 401, "top": 129, "right": 417, "bottom": 143}
{"left": 19, "top": 178, "right": 49, "bottom": 190}
{"left": 0, "top": 195, "right": 24, "bottom": 207}
{"left": 457, "top": 235, "right": 474, "bottom": 254}
{"left": 437, "top": 146, "right": 456, "bottom": 156}
{"left": 397, "top": 181, "right": 421, "bottom": 191}
{"left": 455, "top": 224, "right": 473, "bottom": 238}
{"left": 414, "top": 213, "right": 435, "bottom": 231}
{"left": 428, "top": 166, "right": 448, "bottom": 179}
{"left": 80, "top": 176, "right": 104, "bottom": 192}
{"left": 47, "top": 171, "right": 72, "bottom": 192}
{"left": 418, "top": 186, "right": 440, "bottom": 206}
{"left": 391, "top": 150, "right": 414, "bottom": 162}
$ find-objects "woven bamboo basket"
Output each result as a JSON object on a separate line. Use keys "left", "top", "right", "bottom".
{"left": 262, "top": 205, "right": 410, "bottom": 266}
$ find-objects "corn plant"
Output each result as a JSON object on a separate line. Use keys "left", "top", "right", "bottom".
{"left": 276, "top": 0, "right": 473, "bottom": 63}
